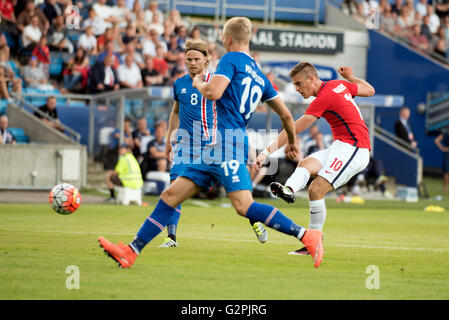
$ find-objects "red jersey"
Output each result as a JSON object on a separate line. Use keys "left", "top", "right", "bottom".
{"left": 305, "top": 80, "right": 371, "bottom": 149}
{"left": 0, "top": 0, "right": 14, "bottom": 20}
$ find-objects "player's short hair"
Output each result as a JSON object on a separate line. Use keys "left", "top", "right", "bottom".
{"left": 185, "top": 39, "right": 211, "bottom": 67}
{"left": 223, "top": 17, "right": 252, "bottom": 45}
{"left": 289, "top": 62, "right": 319, "bottom": 79}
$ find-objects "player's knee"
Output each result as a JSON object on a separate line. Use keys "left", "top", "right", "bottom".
{"left": 232, "top": 200, "right": 250, "bottom": 216}
{"left": 308, "top": 182, "right": 325, "bottom": 200}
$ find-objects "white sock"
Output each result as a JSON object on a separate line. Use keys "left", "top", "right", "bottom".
{"left": 285, "top": 167, "right": 310, "bottom": 193}
{"left": 309, "top": 199, "right": 326, "bottom": 231}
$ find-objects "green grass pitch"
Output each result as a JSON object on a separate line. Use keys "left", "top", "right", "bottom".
{"left": 1, "top": 190, "right": 449, "bottom": 300}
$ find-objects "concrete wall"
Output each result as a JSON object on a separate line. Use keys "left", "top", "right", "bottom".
{"left": 6, "top": 103, "right": 76, "bottom": 145}
{"left": 0, "top": 144, "right": 87, "bottom": 190}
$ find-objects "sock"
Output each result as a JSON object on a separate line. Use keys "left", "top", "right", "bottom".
{"left": 167, "top": 204, "right": 181, "bottom": 241}
{"left": 110, "top": 189, "right": 115, "bottom": 199}
{"left": 285, "top": 167, "right": 310, "bottom": 193}
{"left": 129, "top": 199, "right": 176, "bottom": 254}
{"left": 246, "top": 202, "right": 306, "bottom": 239}
{"left": 309, "top": 199, "right": 326, "bottom": 231}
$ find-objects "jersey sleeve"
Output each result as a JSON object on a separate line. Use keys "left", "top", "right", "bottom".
{"left": 305, "top": 95, "right": 329, "bottom": 119}
{"left": 213, "top": 53, "right": 235, "bottom": 82}
{"left": 261, "top": 75, "right": 279, "bottom": 102}
{"left": 344, "top": 80, "right": 358, "bottom": 97}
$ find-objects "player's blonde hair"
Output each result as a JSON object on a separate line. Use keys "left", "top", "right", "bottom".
{"left": 223, "top": 17, "right": 252, "bottom": 45}
{"left": 289, "top": 62, "right": 319, "bottom": 79}
{"left": 185, "top": 39, "right": 211, "bottom": 67}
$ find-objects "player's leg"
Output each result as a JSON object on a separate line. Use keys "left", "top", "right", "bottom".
{"left": 99, "top": 177, "right": 200, "bottom": 268}
{"left": 105, "top": 171, "right": 122, "bottom": 202}
{"left": 270, "top": 151, "right": 326, "bottom": 203}
{"left": 160, "top": 176, "right": 182, "bottom": 247}
{"left": 227, "top": 189, "right": 323, "bottom": 267}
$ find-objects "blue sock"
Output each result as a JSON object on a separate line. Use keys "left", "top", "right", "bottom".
{"left": 130, "top": 199, "right": 176, "bottom": 253}
{"left": 167, "top": 204, "right": 181, "bottom": 241}
{"left": 246, "top": 202, "right": 305, "bottom": 239}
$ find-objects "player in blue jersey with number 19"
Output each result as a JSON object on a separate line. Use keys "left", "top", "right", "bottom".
{"left": 98, "top": 17, "right": 324, "bottom": 268}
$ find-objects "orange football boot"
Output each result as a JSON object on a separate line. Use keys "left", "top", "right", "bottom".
{"left": 98, "top": 237, "right": 138, "bottom": 268}
{"left": 300, "top": 229, "right": 324, "bottom": 268}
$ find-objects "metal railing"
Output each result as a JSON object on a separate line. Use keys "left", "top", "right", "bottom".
{"left": 15, "top": 97, "right": 82, "bottom": 143}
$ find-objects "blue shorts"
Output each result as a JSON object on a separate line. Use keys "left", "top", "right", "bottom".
{"left": 169, "top": 163, "right": 186, "bottom": 181}
{"left": 180, "top": 161, "right": 252, "bottom": 194}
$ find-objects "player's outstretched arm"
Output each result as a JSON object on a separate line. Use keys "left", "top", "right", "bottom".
{"left": 338, "top": 66, "right": 375, "bottom": 97}
{"left": 166, "top": 101, "right": 180, "bottom": 163}
{"left": 192, "top": 74, "right": 230, "bottom": 100}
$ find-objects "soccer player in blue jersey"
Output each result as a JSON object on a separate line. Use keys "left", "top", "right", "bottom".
{"left": 99, "top": 17, "right": 324, "bottom": 268}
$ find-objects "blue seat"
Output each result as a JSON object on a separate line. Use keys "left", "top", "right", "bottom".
{"left": 0, "top": 100, "right": 8, "bottom": 115}
{"left": 49, "top": 59, "right": 64, "bottom": 77}
{"left": 8, "top": 127, "right": 30, "bottom": 144}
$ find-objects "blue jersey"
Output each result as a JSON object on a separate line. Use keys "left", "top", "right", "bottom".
{"left": 212, "top": 52, "right": 278, "bottom": 163}
{"left": 171, "top": 72, "right": 215, "bottom": 174}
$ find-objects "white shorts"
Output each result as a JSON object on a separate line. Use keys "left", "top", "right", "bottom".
{"left": 308, "top": 140, "right": 370, "bottom": 189}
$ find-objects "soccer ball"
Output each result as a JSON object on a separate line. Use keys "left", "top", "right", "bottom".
{"left": 49, "top": 183, "right": 81, "bottom": 215}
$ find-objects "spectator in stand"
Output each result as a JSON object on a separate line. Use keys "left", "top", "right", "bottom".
{"left": 360, "top": 0, "right": 380, "bottom": 18}
{"left": 144, "top": 1, "right": 164, "bottom": 26}
{"left": 89, "top": 55, "right": 120, "bottom": 93}
{"left": 434, "top": 127, "right": 449, "bottom": 193}
{"left": 122, "top": 24, "right": 138, "bottom": 47}
{"left": 412, "top": 11, "right": 423, "bottom": 27}
{"left": 148, "top": 11, "right": 164, "bottom": 36}
{"left": 177, "top": 25, "right": 188, "bottom": 50}
{"left": 22, "top": 55, "right": 54, "bottom": 90}
{"left": 93, "top": 0, "right": 116, "bottom": 29}
{"left": 421, "top": 14, "right": 433, "bottom": 42}
{"left": 129, "top": 0, "right": 143, "bottom": 22}
{"left": 409, "top": 23, "right": 430, "bottom": 51}
{"left": 397, "top": 6, "right": 414, "bottom": 32}
{"left": 104, "top": 118, "right": 134, "bottom": 171}
{"left": 142, "top": 28, "right": 167, "bottom": 59}
{"left": 434, "top": 38, "right": 449, "bottom": 60}
{"left": 141, "top": 120, "right": 168, "bottom": 175}
{"left": 404, "top": 0, "right": 416, "bottom": 21}
{"left": 42, "top": 0, "right": 62, "bottom": 26}
{"left": 121, "top": 42, "right": 144, "bottom": 69}
{"left": 266, "top": 72, "right": 279, "bottom": 91}
{"left": 162, "top": 19, "right": 176, "bottom": 44}
{"left": 427, "top": 4, "right": 441, "bottom": 34}
{"left": 132, "top": 116, "right": 151, "bottom": 159}
{"left": 34, "top": 96, "right": 64, "bottom": 132}
{"left": 126, "top": 0, "right": 143, "bottom": 11}
{"left": 16, "top": 0, "right": 49, "bottom": 34}
{"left": 141, "top": 56, "right": 164, "bottom": 87}
{"left": 436, "top": 0, "right": 449, "bottom": 20}
{"left": 391, "top": 0, "right": 404, "bottom": 15}
{"left": 61, "top": 48, "right": 89, "bottom": 93}
{"left": 78, "top": 25, "right": 98, "bottom": 55}
{"left": 444, "top": 16, "right": 449, "bottom": 37}
{"left": 96, "top": 27, "right": 114, "bottom": 53}
{"left": 97, "top": 40, "right": 123, "bottom": 70}
{"left": 207, "top": 49, "right": 219, "bottom": 73}
{"left": 117, "top": 54, "right": 143, "bottom": 89}
{"left": 0, "top": 115, "right": 15, "bottom": 144}
{"left": 82, "top": 7, "right": 106, "bottom": 37}
{"left": 166, "top": 32, "right": 183, "bottom": 69}
{"left": 0, "top": 33, "right": 10, "bottom": 61}
{"left": 0, "top": 0, "right": 16, "bottom": 25}
{"left": 32, "top": 36, "right": 51, "bottom": 77}
{"left": 152, "top": 44, "right": 169, "bottom": 80}
{"left": 21, "top": 14, "right": 42, "bottom": 52}
{"left": 305, "top": 131, "right": 326, "bottom": 157}
{"left": 133, "top": 10, "right": 148, "bottom": 37}
{"left": 110, "top": 0, "right": 130, "bottom": 29}
{"left": 167, "top": 9, "right": 185, "bottom": 30}
{"left": 416, "top": 0, "right": 428, "bottom": 17}
{"left": 47, "top": 14, "right": 74, "bottom": 53}
{"left": 0, "top": 58, "right": 22, "bottom": 101}
{"left": 170, "top": 52, "right": 188, "bottom": 79}
{"left": 381, "top": 7, "right": 396, "bottom": 33}
{"left": 394, "top": 106, "right": 418, "bottom": 150}
{"left": 190, "top": 26, "right": 201, "bottom": 40}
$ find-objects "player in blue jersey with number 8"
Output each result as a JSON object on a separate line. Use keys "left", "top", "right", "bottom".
{"left": 99, "top": 17, "right": 324, "bottom": 268}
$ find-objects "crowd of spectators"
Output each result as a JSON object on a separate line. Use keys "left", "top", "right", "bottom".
{"left": 0, "top": 0, "right": 224, "bottom": 97}
{"left": 342, "top": 0, "right": 449, "bottom": 63}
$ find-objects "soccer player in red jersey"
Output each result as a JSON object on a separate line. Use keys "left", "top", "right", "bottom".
{"left": 253, "top": 62, "right": 375, "bottom": 255}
